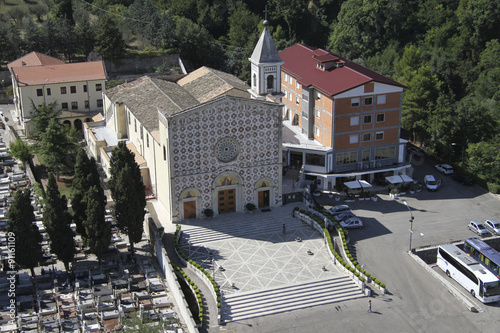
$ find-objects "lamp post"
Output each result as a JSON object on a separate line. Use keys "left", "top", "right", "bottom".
{"left": 403, "top": 200, "right": 414, "bottom": 252}
{"left": 452, "top": 142, "right": 465, "bottom": 166}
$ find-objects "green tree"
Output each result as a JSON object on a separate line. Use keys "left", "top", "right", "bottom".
{"left": 38, "top": 118, "right": 72, "bottom": 177}
{"left": 94, "top": 14, "right": 126, "bottom": 60}
{"left": 467, "top": 137, "right": 500, "bottom": 186}
{"left": 109, "top": 142, "right": 146, "bottom": 256}
{"left": 9, "top": 138, "right": 32, "bottom": 164}
{"left": 29, "top": 101, "right": 61, "bottom": 140}
{"left": 50, "top": 0, "right": 74, "bottom": 25}
{"left": 75, "top": 13, "right": 96, "bottom": 56}
{"left": 175, "top": 17, "right": 219, "bottom": 68}
{"left": 83, "top": 186, "right": 110, "bottom": 265}
{"left": 43, "top": 174, "right": 75, "bottom": 272}
{"left": 269, "top": 0, "right": 305, "bottom": 40}
{"left": 72, "top": 149, "right": 103, "bottom": 238}
{"left": 23, "top": 19, "right": 44, "bottom": 53}
{"left": 8, "top": 189, "right": 43, "bottom": 277}
{"left": 227, "top": 1, "right": 260, "bottom": 48}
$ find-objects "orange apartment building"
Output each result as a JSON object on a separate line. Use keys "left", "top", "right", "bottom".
{"left": 279, "top": 44, "right": 410, "bottom": 190}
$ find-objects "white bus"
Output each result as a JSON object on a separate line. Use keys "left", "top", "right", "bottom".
{"left": 437, "top": 244, "right": 500, "bottom": 303}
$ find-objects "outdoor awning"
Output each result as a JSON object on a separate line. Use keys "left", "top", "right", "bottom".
{"left": 344, "top": 180, "right": 372, "bottom": 189}
{"left": 385, "top": 175, "right": 414, "bottom": 184}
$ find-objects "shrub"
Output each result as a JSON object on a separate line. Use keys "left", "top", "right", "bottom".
{"left": 354, "top": 272, "right": 360, "bottom": 277}
{"left": 349, "top": 267, "right": 355, "bottom": 272}
{"left": 217, "top": 302, "right": 221, "bottom": 308}
{"left": 294, "top": 207, "right": 299, "bottom": 211}
{"left": 202, "top": 208, "right": 214, "bottom": 218}
{"left": 375, "top": 279, "right": 381, "bottom": 285}
{"left": 380, "top": 283, "right": 386, "bottom": 288}
{"left": 245, "top": 203, "right": 257, "bottom": 211}
{"left": 365, "top": 272, "right": 371, "bottom": 278}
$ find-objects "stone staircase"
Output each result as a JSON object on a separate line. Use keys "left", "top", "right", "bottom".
{"left": 222, "top": 277, "right": 364, "bottom": 322}
{"left": 180, "top": 214, "right": 304, "bottom": 245}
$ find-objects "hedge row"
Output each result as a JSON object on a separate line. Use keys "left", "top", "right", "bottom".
{"left": 174, "top": 225, "right": 222, "bottom": 308}
{"left": 294, "top": 207, "right": 386, "bottom": 289}
{"left": 173, "top": 265, "right": 204, "bottom": 324}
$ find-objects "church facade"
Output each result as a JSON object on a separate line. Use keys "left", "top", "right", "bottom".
{"left": 84, "top": 67, "right": 282, "bottom": 222}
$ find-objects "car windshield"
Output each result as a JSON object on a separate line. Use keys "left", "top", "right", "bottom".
{"left": 484, "top": 281, "right": 500, "bottom": 296}
{"left": 494, "top": 223, "right": 500, "bottom": 228}
{"left": 427, "top": 180, "right": 437, "bottom": 185}
{"left": 478, "top": 224, "right": 486, "bottom": 230}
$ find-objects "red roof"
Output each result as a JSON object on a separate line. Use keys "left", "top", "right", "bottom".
{"left": 11, "top": 61, "right": 106, "bottom": 86}
{"left": 280, "top": 44, "right": 404, "bottom": 96}
{"left": 7, "top": 52, "right": 65, "bottom": 70}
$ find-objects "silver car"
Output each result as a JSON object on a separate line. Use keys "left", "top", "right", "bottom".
{"left": 484, "top": 219, "right": 500, "bottom": 235}
{"left": 340, "top": 217, "right": 364, "bottom": 229}
{"left": 333, "top": 212, "right": 355, "bottom": 221}
{"left": 468, "top": 220, "right": 489, "bottom": 236}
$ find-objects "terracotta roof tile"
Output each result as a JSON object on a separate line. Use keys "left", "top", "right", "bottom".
{"left": 11, "top": 61, "right": 106, "bottom": 86}
{"left": 280, "top": 44, "right": 404, "bottom": 96}
{"left": 7, "top": 52, "right": 65, "bottom": 69}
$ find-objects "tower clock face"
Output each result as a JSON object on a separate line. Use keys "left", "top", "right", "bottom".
{"left": 215, "top": 137, "right": 239, "bottom": 162}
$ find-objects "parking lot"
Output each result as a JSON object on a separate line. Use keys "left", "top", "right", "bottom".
{"left": 226, "top": 156, "right": 500, "bottom": 333}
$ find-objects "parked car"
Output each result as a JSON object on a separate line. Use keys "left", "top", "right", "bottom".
{"left": 424, "top": 175, "right": 440, "bottom": 191}
{"left": 468, "top": 220, "right": 489, "bottom": 236}
{"left": 435, "top": 164, "right": 454, "bottom": 175}
{"left": 340, "top": 217, "right": 364, "bottom": 229}
{"left": 333, "top": 212, "right": 355, "bottom": 221}
{"left": 328, "top": 205, "right": 350, "bottom": 215}
{"left": 451, "top": 173, "right": 473, "bottom": 186}
{"left": 484, "top": 219, "right": 500, "bottom": 235}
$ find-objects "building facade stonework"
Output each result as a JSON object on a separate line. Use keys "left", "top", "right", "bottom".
{"left": 164, "top": 97, "right": 282, "bottom": 220}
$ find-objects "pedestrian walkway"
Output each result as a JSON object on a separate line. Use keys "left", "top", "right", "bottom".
{"left": 178, "top": 205, "right": 365, "bottom": 322}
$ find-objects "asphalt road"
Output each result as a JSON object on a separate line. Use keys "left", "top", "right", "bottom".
{"left": 223, "top": 156, "right": 500, "bottom": 333}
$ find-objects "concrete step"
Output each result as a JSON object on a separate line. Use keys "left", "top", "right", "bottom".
{"left": 223, "top": 278, "right": 364, "bottom": 322}
{"left": 180, "top": 218, "right": 306, "bottom": 245}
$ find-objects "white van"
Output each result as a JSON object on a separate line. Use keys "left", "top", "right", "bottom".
{"left": 424, "top": 175, "right": 440, "bottom": 191}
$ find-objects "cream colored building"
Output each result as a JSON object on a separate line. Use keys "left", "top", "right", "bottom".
{"left": 84, "top": 67, "right": 283, "bottom": 221}
{"left": 8, "top": 52, "right": 106, "bottom": 135}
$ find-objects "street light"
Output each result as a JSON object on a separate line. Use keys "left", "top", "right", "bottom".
{"left": 403, "top": 200, "right": 414, "bottom": 252}
{"left": 452, "top": 143, "right": 465, "bottom": 166}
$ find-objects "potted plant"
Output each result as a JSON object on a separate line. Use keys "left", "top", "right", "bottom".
{"left": 371, "top": 192, "right": 378, "bottom": 202}
{"left": 416, "top": 182, "right": 423, "bottom": 192}
{"left": 202, "top": 208, "right": 214, "bottom": 219}
{"left": 245, "top": 203, "right": 256, "bottom": 214}
{"left": 389, "top": 187, "right": 400, "bottom": 199}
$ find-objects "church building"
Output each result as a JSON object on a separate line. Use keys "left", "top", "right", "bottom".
{"left": 85, "top": 64, "right": 283, "bottom": 221}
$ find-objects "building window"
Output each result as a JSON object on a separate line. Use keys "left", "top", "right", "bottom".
{"left": 375, "top": 146, "right": 396, "bottom": 159}
{"left": 134, "top": 119, "right": 137, "bottom": 132}
{"left": 60, "top": 87, "right": 67, "bottom": 94}
{"left": 336, "top": 151, "right": 357, "bottom": 165}
{"left": 96, "top": 83, "right": 102, "bottom": 91}
{"left": 284, "top": 73, "right": 288, "bottom": 82}
{"left": 377, "top": 94, "right": 386, "bottom": 105}
{"left": 97, "top": 99, "right": 103, "bottom": 107}
{"left": 316, "top": 92, "right": 321, "bottom": 100}
{"left": 305, "top": 153, "right": 325, "bottom": 166}
{"left": 61, "top": 102, "right": 68, "bottom": 110}
{"left": 362, "top": 149, "right": 370, "bottom": 161}
{"left": 314, "top": 126, "right": 320, "bottom": 136}
{"left": 140, "top": 126, "right": 143, "bottom": 140}
{"left": 351, "top": 98, "right": 360, "bottom": 107}
{"left": 266, "top": 75, "right": 274, "bottom": 89}
{"left": 252, "top": 74, "right": 256, "bottom": 87}
{"left": 128, "top": 111, "right": 131, "bottom": 124}
{"left": 84, "top": 100, "right": 89, "bottom": 108}
{"left": 83, "top": 85, "right": 88, "bottom": 93}
{"left": 46, "top": 88, "right": 51, "bottom": 96}
{"left": 315, "top": 109, "right": 321, "bottom": 118}
{"left": 71, "top": 101, "right": 78, "bottom": 110}
{"left": 364, "top": 97, "right": 373, "bottom": 106}
{"left": 70, "top": 86, "right": 76, "bottom": 93}
{"left": 288, "top": 75, "right": 292, "bottom": 84}
{"left": 350, "top": 116, "right": 359, "bottom": 126}
{"left": 296, "top": 97, "right": 300, "bottom": 105}
{"left": 350, "top": 134, "right": 358, "bottom": 144}
{"left": 375, "top": 131, "right": 384, "bottom": 140}
{"left": 302, "top": 93, "right": 309, "bottom": 102}
{"left": 376, "top": 113, "right": 385, "bottom": 122}
{"left": 163, "top": 146, "right": 166, "bottom": 160}
{"left": 363, "top": 133, "right": 371, "bottom": 142}
{"left": 363, "top": 115, "right": 372, "bottom": 124}
{"left": 147, "top": 134, "right": 149, "bottom": 148}
{"left": 36, "top": 89, "right": 43, "bottom": 96}
{"left": 296, "top": 81, "right": 300, "bottom": 89}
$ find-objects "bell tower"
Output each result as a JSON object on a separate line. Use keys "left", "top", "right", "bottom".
{"left": 248, "top": 13, "right": 284, "bottom": 100}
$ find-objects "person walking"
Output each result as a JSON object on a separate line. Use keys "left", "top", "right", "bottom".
{"left": 368, "top": 300, "right": 372, "bottom": 313}
{"left": 283, "top": 223, "right": 286, "bottom": 234}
